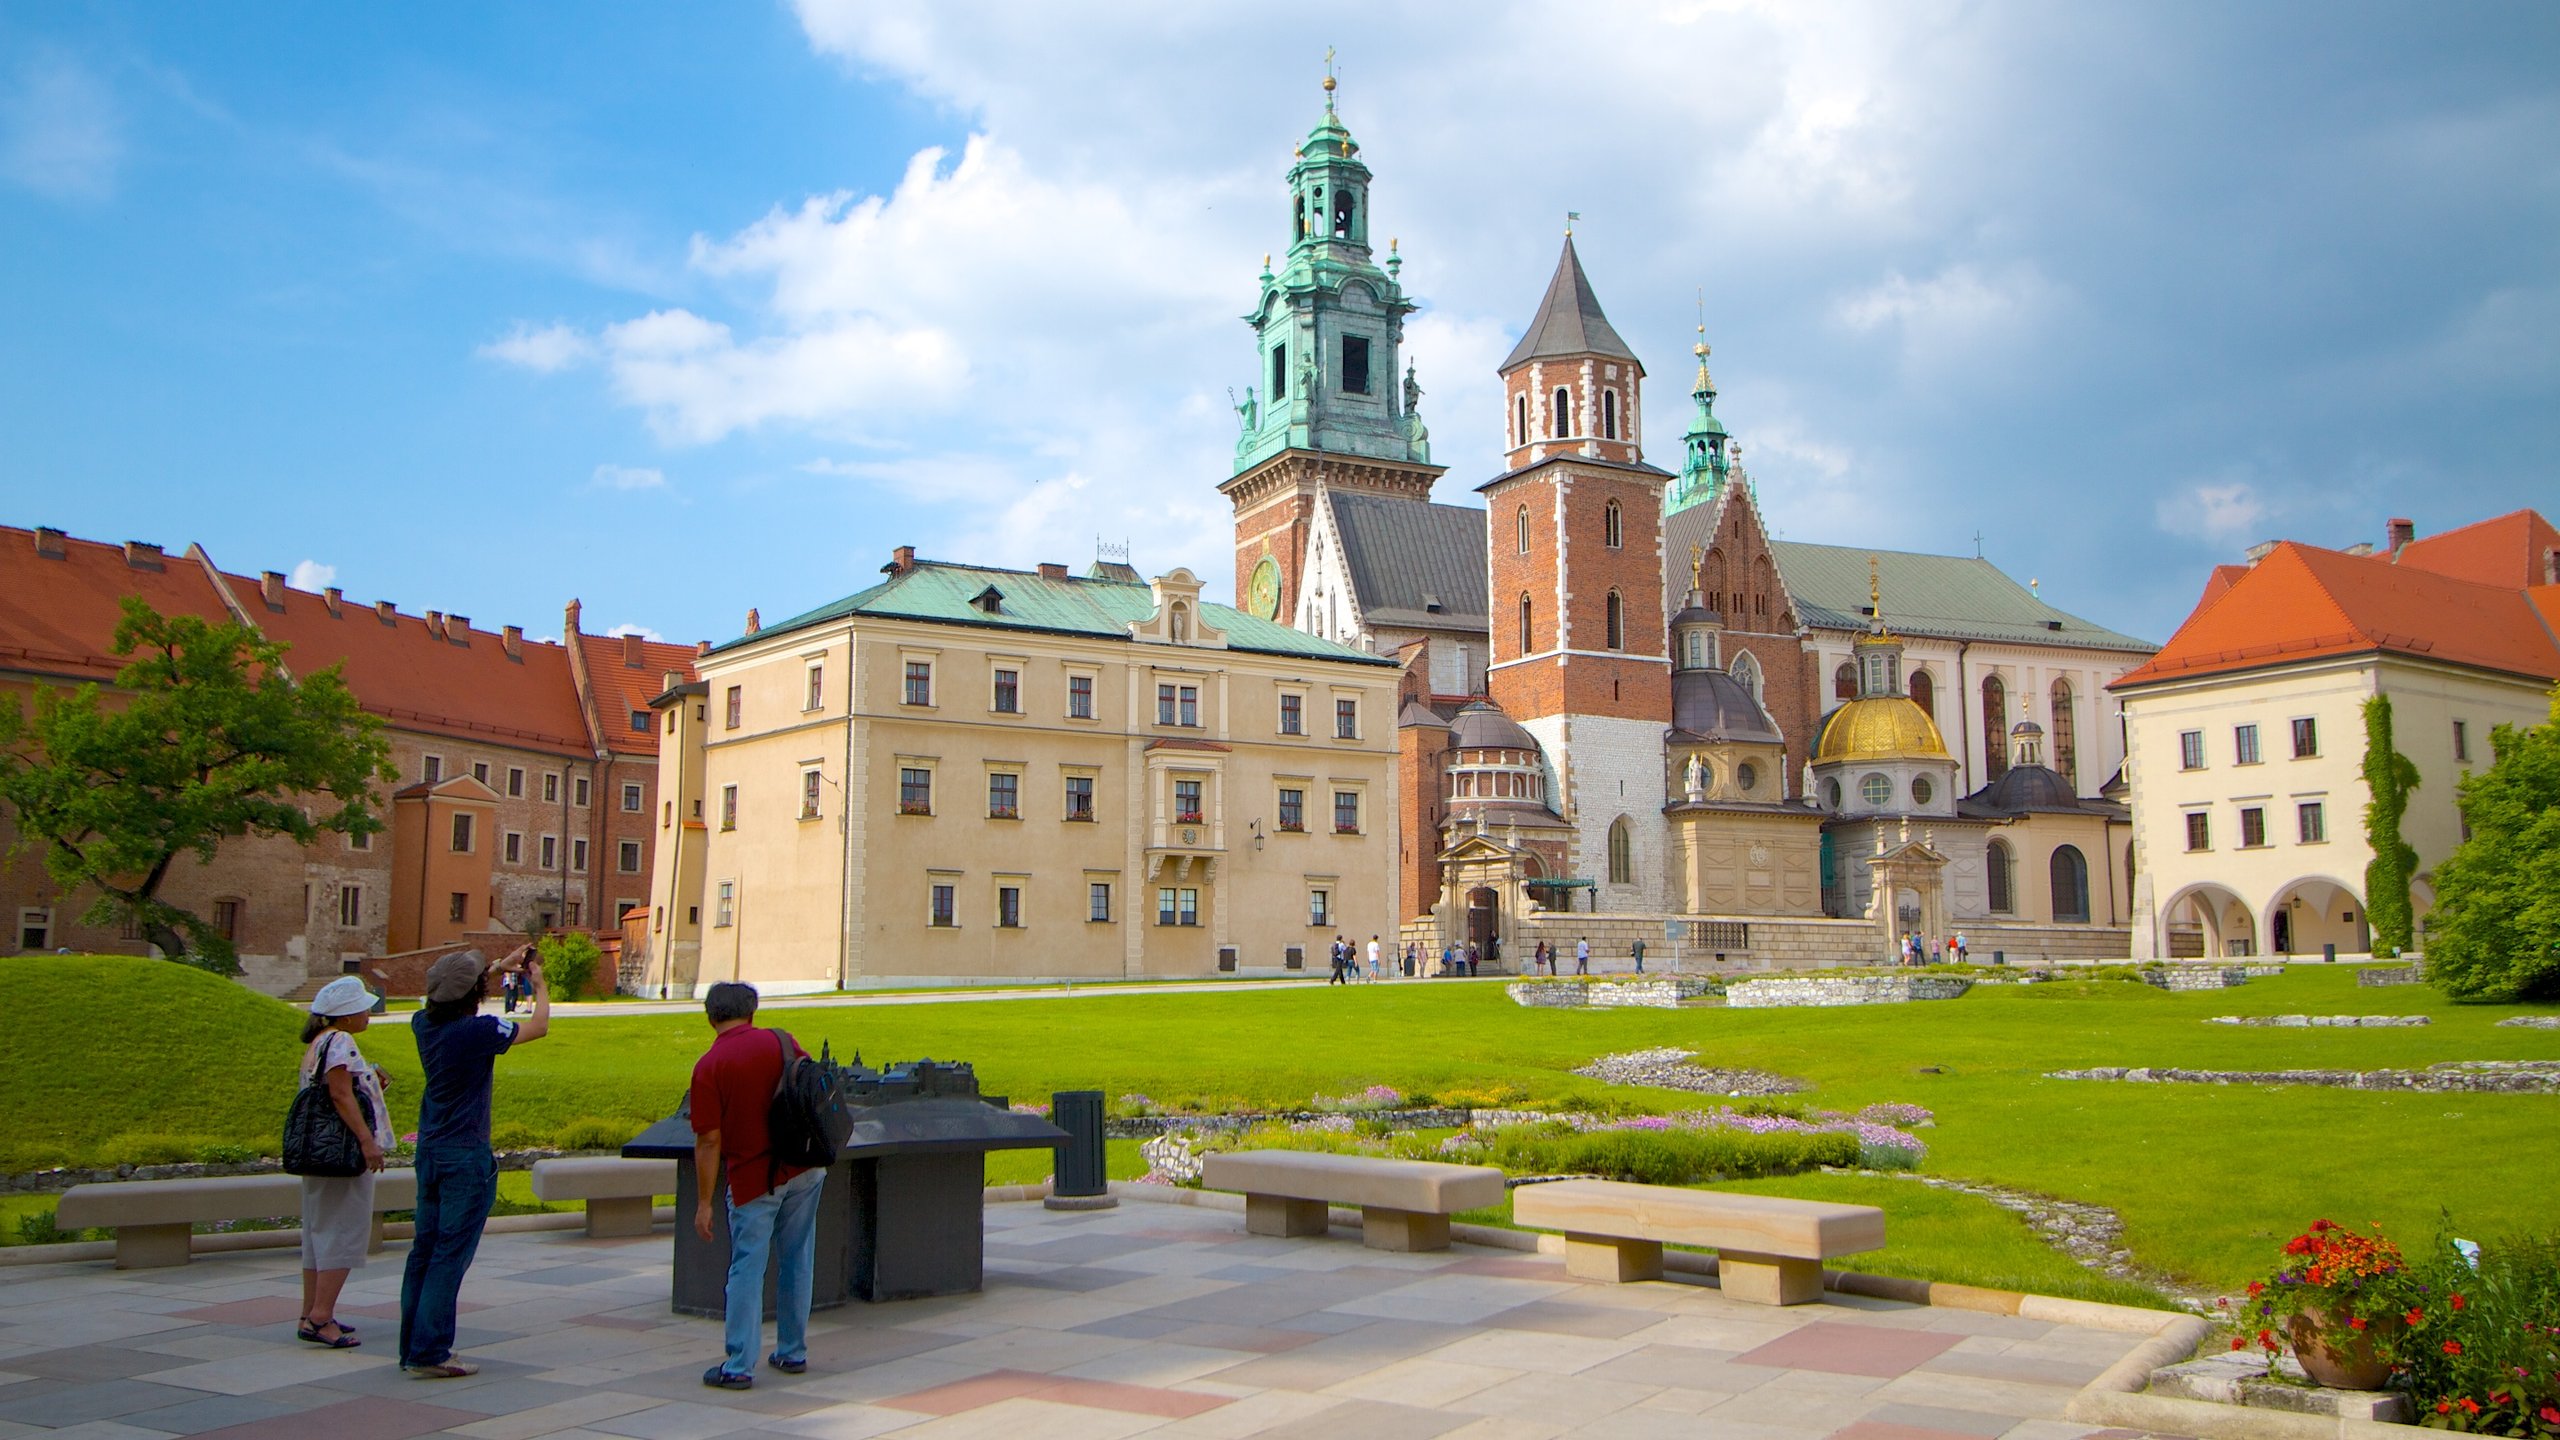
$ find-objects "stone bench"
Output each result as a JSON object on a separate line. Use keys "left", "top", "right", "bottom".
{"left": 1200, "top": 1150, "right": 1505, "bottom": 1252}
{"left": 55, "top": 1170, "right": 419, "bottom": 1270}
{"left": 1511, "top": 1179, "right": 1885, "bottom": 1304}
{"left": 529, "top": 1157, "right": 677, "bottom": 1238}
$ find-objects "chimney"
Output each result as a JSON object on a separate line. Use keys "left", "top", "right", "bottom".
{"left": 322, "top": 586, "right": 343, "bottom": 617}
{"left": 884, "top": 544, "right": 917, "bottom": 576}
{"left": 32, "top": 527, "right": 65, "bottom": 560}
{"left": 2386, "top": 517, "right": 2416, "bottom": 555}
{"left": 426, "top": 610, "right": 445, "bottom": 640}
{"left": 662, "top": 670, "right": 684, "bottom": 692}
{"left": 2242, "top": 540, "right": 2278, "bottom": 565}
{"left": 375, "top": 600, "right": 398, "bottom": 626}
{"left": 695, "top": 640, "right": 712, "bottom": 657}
{"left": 621, "top": 633, "right": 644, "bottom": 668}
{"left": 744, "top": 608, "right": 761, "bottom": 636}
{"left": 564, "top": 598, "right": 583, "bottom": 638}
{"left": 123, "top": 541, "right": 165, "bottom": 570}
{"left": 447, "top": 616, "right": 470, "bottom": 645}
{"left": 1037, "top": 562, "right": 1068, "bottom": 581}
{"left": 501, "top": 624, "right": 523, "bottom": 659}
{"left": 259, "top": 571, "right": 287, "bottom": 610}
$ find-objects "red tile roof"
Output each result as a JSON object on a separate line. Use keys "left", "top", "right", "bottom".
{"left": 0, "top": 528, "right": 238, "bottom": 683}
{"left": 2393, "top": 510, "right": 2560, "bottom": 590}
{"left": 2112, "top": 534, "right": 2560, "bottom": 690}
{"left": 577, "top": 632, "right": 702, "bottom": 756}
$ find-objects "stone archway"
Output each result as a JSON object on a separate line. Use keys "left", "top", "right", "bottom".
{"left": 2162, "top": 882, "right": 2256, "bottom": 959}
{"left": 2267, "top": 876, "right": 2369, "bottom": 958}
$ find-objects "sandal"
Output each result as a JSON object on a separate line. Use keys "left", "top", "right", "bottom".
{"left": 296, "top": 1319, "right": 360, "bottom": 1349}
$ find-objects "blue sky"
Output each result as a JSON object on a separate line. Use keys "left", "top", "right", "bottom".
{"left": 3, "top": 3, "right": 2554, "bottom": 650}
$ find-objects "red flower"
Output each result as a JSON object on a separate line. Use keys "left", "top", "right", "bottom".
{"left": 2491, "top": 1392, "right": 2511, "bottom": 1407}
{"left": 2407, "top": 1307, "right": 2426, "bottom": 1326}
{"left": 2538, "top": 1406, "right": 2560, "bottom": 1425}
{"left": 2349, "top": 1317, "right": 2368, "bottom": 1331}
{"left": 2310, "top": 1219, "right": 2336, "bottom": 1232}
{"left": 2438, "top": 1402, "right": 2453, "bottom": 1416}
{"left": 2259, "top": 1329, "right": 2278, "bottom": 1352}
{"left": 2247, "top": 1281, "right": 2265, "bottom": 1297}
{"left": 2450, "top": 1294, "right": 2466, "bottom": 1311}
{"left": 2231, "top": 1337, "right": 2247, "bottom": 1351}
{"left": 2458, "top": 1398, "right": 2480, "bottom": 1416}
{"left": 2445, "top": 1341, "right": 2465, "bottom": 1356}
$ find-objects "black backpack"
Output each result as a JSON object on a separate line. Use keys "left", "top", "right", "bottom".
{"left": 765, "top": 1029, "right": 851, "bottom": 1175}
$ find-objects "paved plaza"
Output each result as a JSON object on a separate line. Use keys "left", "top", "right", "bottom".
{"left": 0, "top": 1195, "right": 2185, "bottom": 1440}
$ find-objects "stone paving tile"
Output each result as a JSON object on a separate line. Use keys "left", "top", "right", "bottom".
{"left": 1248, "top": 1396, "right": 1480, "bottom": 1439}
{"left": 744, "top": 1401, "right": 921, "bottom": 1440}
{"left": 870, "top": 1395, "right": 1169, "bottom": 1440}
{"left": 1445, "top": 1368, "right": 1663, "bottom": 1425}
{"left": 0, "top": 1379, "right": 211, "bottom": 1428}
{"left": 1481, "top": 1301, "right": 1669, "bottom": 1340}
{"left": 1733, "top": 1321, "right": 1966, "bottom": 1378}
{"left": 1320, "top": 1356, "right": 1517, "bottom": 1409}
{"left": 1575, "top": 1341, "right": 1764, "bottom": 1393}
{"left": 110, "top": 1389, "right": 336, "bottom": 1436}
{"left": 586, "top": 1399, "right": 777, "bottom": 1440}
{"left": 1333, "top": 1274, "right": 1575, "bottom": 1327}
{"left": 1865, "top": 1369, "right": 2087, "bottom": 1420}
{"left": 8, "top": 1423, "right": 182, "bottom": 1440}
{"left": 1919, "top": 1350, "right": 2110, "bottom": 1389}
{"left": 193, "top": 1394, "right": 487, "bottom": 1440}
{"left": 1861, "top": 1403, "right": 2039, "bottom": 1436}
{"left": 1053, "top": 1342, "right": 1271, "bottom": 1391}
{"left": 1832, "top": 1422, "right": 2003, "bottom": 1440}
{"left": 1418, "top": 1326, "right": 1645, "bottom": 1377}
{"left": 1439, "top": 1417, "right": 1570, "bottom": 1440}
{"left": 447, "top": 1391, "right": 669, "bottom": 1440}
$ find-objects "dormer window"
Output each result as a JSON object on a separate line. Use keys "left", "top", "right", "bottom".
{"left": 971, "top": 585, "right": 1004, "bottom": 615}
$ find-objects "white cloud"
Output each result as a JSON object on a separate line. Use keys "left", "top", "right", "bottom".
{"left": 1832, "top": 263, "right": 2065, "bottom": 369}
{"left": 2156, "top": 479, "right": 2270, "bottom": 546}
{"left": 1, "top": 53, "right": 122, "bottom": 202}
{"left": 605, "top": 623, "right": 666, "bottom": 641}
{"left": 287, "top": 559, "right": 337, "bottom": 591}
{"left": 479, "top": 322, "right": 595, "bottom": 372}
{"left": 590, "top": 463, "right": 668, "bottom": 491}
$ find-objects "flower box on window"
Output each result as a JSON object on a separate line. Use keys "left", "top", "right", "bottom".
{"left": 1334, "top": 822, "right": 1360, "bottom": 835}
{"left": 989, "top": 805, "right": 1019, "bottom": 819}
{"left": 1176, "top": 809, "right": 1204, "bottom": 824}
{"left": 898, "top": 801, "right": 932, "bottom": 816}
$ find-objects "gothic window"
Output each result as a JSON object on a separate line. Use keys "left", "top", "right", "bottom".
{"left": 1908, "top": 667, "right": 1935, "bottom": 718}
{"left": 2050, "top": 680, "right": 2077, "bottom": 787}
{"left": 1516, "top": 504, "right": 1530, "bottom": 554}
{"left": 1982, "top": 675, "right": 2010, "bottom": 783}
{"left": 1514, "top": 394, "right": 1528, "bottom": 447}
{"left": 1603, "top": 500, "right": 1622, "bottom": 548}
{"left": 1607, "top": 817, "right": 1634, "bottom": 885}
{"left": 1605, "top": 591, "right": 1625, "bottom": 650}
{"left": 1551, "top": 386, "right": 1571, "bottom": 438}
{"left": 1730, "top": 650, "right": 1761, "bottom": 702}
{"left": 2050, "top": 844, "right": 2090, "bottom": 922}
{"left": 1602, "top": 389, "right": 1619, "bottom": 439}
{"left": 1340, "top": 335, "right": 1371, "bottom": 395}
{"left": 1987, "top": 839, "right": 2015, "bottom": 913}
{"left": 1835, "top": 662, "right": 1857, "bottom": 700}
{"left": 1518, "top": 594, "right": 1534, "bottom": 654}
{"left": 1270, "top": 343, "right": 1288, "bottom": 400}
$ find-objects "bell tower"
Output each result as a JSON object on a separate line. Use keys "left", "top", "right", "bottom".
{"left": 1220, "top": 63, "right": 1443, "bottom": 623}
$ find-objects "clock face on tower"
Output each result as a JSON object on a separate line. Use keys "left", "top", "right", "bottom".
{"left": 1246, "top": 556, "right": 1282, "bottom": 620}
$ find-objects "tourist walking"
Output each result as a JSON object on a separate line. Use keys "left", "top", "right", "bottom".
{"left": 1439, "top": 941, "right": 1456, "bottom": 976}
{"left": 1954, "top": 931, "right": 1968, "bottom": 963}
{"left": 400, "top": 946, "right": 548, "bottom": 1378}
{"left": 1328, "top": 936, "right": 1349, "bottom": 985}
{"left": 692, "top": 983, "right": 824, "bottom": 1390}
{"left": 296, "top": 977, "right": 390, "bottom": 1350}
{"left": 1575, "top": 938, "right": 1591, "bottom": 975}
{"left": 1631, "top": 938, "right": 1646, "bottom": 974}
{"left": 1403, "top": 941, "right": 1418, "bottom": 977}
{"left": 1366, "top": 935, "right": 1382, "bottom": 983}
{"left": 1464, "top": 942, "right": 1481, "bottom": 976}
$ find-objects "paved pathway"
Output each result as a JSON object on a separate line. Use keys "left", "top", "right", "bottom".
{"left": 547, "top": 975, "right": 1501, "bottom": 1020}
{"left": 0, "top": 1196, "right": 2185, "bottom": 1439}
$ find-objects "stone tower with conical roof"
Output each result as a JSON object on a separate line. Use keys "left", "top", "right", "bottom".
{"left": 1220, "top": 69, "right": 1443, "bottom": 624}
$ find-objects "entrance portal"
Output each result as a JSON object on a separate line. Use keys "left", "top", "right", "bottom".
{"left": 1467, "top": 887, "right": 1498, "bottom": 953}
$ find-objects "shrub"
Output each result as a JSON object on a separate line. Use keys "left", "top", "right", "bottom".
{"left": 1478, "top": 1124, "right": 1857, "bottom": 1185}
{"left": 551, "top": 1117, "right": 648, "bottom": 1152}
{"left": 537, "top": 931, "right": 604, "bottom": 1001}
{"left": 193, "top": 1141, "right": 260, "bottom": 1165}
{"left": 95, "top": 1134, "right": 221, "bottom": 1168}
{"left": 2395, "top": 1230, "right": 2560, "bottom": 1434}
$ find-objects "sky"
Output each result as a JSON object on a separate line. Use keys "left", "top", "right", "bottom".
{"left": 2, "top": 2, "right": 2554, "bottom": 651}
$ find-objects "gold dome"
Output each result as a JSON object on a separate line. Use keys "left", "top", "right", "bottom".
{"left": 1815, "top": 697, "right": 1949, "bottom": 762}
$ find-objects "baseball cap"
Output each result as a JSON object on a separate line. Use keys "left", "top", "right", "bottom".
{"left": 310, "top": 976, "right": 379, "bottom": 1018}
{"left": 423, "top": 950, "right": 489, "bottom": 1004}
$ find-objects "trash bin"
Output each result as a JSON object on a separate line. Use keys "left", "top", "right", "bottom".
{"left": 2323, "top": 943, "right": 2336, "bottom": 962}
{"left": 1048, "top": 1090, "right": 1113, "bottom": 1210}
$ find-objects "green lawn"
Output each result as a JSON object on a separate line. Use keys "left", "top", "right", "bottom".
{"left": 5, "top": 956, "right": 2555, "bottom": 1290}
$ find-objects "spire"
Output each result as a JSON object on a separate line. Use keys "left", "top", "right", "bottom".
{"left": 1670, "top": 305, "right": 1732, "bottom": 515}
{"left": 1500, "top": 236, "right": 1638, "bottom": 369}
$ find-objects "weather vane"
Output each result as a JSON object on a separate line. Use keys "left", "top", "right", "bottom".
{"left": 1565, "top": 210, "right": 1580, "bottom": 236}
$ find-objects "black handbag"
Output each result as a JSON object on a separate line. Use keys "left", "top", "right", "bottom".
{"left": 282, "top": 1036, "right": 374, "bottom": 1178}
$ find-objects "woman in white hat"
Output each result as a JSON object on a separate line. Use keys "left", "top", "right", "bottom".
{"left": 297, "top": 976, "right": 391, "bottom": 1348}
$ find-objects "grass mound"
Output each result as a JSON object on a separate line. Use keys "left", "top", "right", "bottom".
{"left": 0, "top": 956, "right": 312, "bottom": 1171}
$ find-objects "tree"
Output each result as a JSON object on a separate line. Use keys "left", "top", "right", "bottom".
{"left": 2426, "top": 688, "right": 2560, "bottom": 1001}
{"left": 0, "top": 598, "right": 395, "bottom": 972}
{"left": 2360, "top": 693, "right": 2420, "bottom": 957}
{"left": 536, "top": 929, "right": 605, "bottom": 1001}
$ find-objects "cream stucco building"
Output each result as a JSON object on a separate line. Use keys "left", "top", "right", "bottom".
{"left": 642, "top": 552, "right": 1403, "bottom": 994}
{"left": 2115, "top": 512, "right": 2560, "bottom": 960}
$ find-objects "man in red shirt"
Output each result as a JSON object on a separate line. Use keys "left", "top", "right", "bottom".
{"left": 690, "top": 982, "right": 823, "bottom": 1389}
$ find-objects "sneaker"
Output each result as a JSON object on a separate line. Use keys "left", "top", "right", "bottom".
{"left": 702, "top": 1365, "right": 753, "bottom": 1391}
{"left": 768, "top": 1353, "right": 807, "bottom": 1375}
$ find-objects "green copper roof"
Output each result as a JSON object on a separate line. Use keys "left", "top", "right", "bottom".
{"left": 1770, "top": 541, "right": 2156, "bottom": 652}
{"left": 1669, "top": 351, "right": 1731, "bottom": 516}
{"left": 714, "top": 562, "right": 1397, "bottom": 667}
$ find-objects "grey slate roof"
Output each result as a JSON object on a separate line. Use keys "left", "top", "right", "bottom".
{"left": 1771, "top": 541, "right": 2155, "bottom": 653}
{"left": 1500, "top": 238, "right": 1640, "bottom": 369}
{"left": 1330, "top": 493, "right": 1490, "bottom": 632}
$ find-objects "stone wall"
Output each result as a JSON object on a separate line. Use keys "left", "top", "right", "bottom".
{"left": 1725, "top": 974, "right": 1973, "bottom": 1008}
{"left": 2144, "top": 965, "right": 2249, "bottom": 991}
{"left": 2052, "top": 1062, "right": 2560, "bottom": 1095}
{"left": 1504, "top": 978, "right": 1719, "bottom": 1009}
{"left": 2357, "top": 966, "right": 2424, "bottom": 987}
{"left": 2206, "top": 1014, "right": 2429, "bottom": 1028}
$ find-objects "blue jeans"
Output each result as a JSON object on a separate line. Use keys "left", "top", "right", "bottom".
{"left": 399, "top": 1144, "right": 498, "bottom": 1367}
{"left": 720, "top": 1167, "right": 824, "bottom": 1376}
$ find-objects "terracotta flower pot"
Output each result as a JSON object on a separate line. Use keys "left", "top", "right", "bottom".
{"left": 2287, "top": 1308, "right": 2394, "bottom": 1391}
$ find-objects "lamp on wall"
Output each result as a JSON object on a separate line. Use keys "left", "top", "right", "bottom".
{"left": 1249, "top": 818, "right": 1265, "bottom": 852}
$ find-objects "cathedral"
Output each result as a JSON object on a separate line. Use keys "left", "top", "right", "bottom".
{"left": 1220, "top": 81, "right": 2152, "bottom": 966}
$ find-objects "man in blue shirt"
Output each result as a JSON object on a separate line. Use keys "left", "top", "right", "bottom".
{"left": 399, "top": 945, "right": 548, "bottom": 1378}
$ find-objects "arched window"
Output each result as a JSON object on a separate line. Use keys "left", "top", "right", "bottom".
{"left": 1605, "top": 591, "right": 1625, "bottom": 650}
{"left": 1515, "top": 504, "right": 1530, "bottom": 554}
{"left": 1987, "top": 839, "right": 2015, "bottom": 913}
{"left": 2050, "top": 680, "right": 2077, "bottom": 788}
{"left": 1835, "top": 662, "right": 1857, "bottom": 700}
{"left": 1601, "top": 389, "right": 1619, "bottom": 439}
{"left": 1607, "top": 816, "right": 1634, "bottom": 885}
{"left": 1908, "top": 667, "right": 1934, "bottom": 718}
{"left": 1518, "top": 594, "right": 1534, "bottom": 654}
{"left": 1551, "top": 386, "right": 1571, "bottom": 437}
{"left": 1982, "top": 675, "right": 2010, "bottom": 783}
{"left": 1730, "top": 649, "right": 1761, "bottom": 702}
{"left": 2050, "top": 844, "right": 2090, "bottom": 922}
{"left": 1603, "top": 500, "right": 1622, "bottom": 549}
{"left": 1514, "top": 394, "right": 1528, "bottom": 448}
{"left": 1684, "top": 631, "right": 1703, "bottom": 668}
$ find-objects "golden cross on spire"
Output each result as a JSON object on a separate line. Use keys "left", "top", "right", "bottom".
{"left": 1323, "top": 46, "right": 1337, "bottom": 107}
{"left": 1690, "top": 542, "right": 1704, "bottom": 578}
{"left": 1869, "top": 554, "right": 1883, "bottom": 616}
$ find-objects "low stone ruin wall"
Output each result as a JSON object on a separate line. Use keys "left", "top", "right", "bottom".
{"left": 2497, "top": 1016, "right": 2560, "bottom": 1029}
{"left": 1724, "top": 975, "right": 1973, "bottom": 1008}
{"left": 2051, "top": 1061, "right": 2560, "bottom": 1094}
{"left": 2206, "top": 1014, "right": 2429, "bottom": 1027}
{"left": 1505, "top": 978, "right": 1721, "bottom": 1009}
{"left": 2144, "top": 965, "right": 2250, "bottom": 991}
{"left": 2357, "top": 965, "right": 2425, "bottom": 987}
